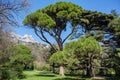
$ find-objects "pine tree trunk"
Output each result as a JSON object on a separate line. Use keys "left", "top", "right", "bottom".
{"left": 57, "top": 39, "right": 64, "bottom": 76}
{"left": 59, "top": 65, "right": 64, "bottom": 76}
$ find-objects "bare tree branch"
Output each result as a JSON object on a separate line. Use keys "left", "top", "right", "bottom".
{"left": 62, "top": 27, "right": 75, "bottom": 44}
{"left": 0, "top": 0, "right": 30, "bottom": 27}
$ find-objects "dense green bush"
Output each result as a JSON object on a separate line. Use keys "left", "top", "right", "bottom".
{"left": 0, "top": 67, "right": 11, "bottom": 80}
{"left": 35, "top": 64, "right": 51, "bottom": 71}
{"left": 0, "top": 66, "right": 17, "bottom": 80}
{"left": 106, "top": 69, "right": 115, "bottom": 76}
{"left": 0, "top": 63, "right": 26, "bottom": 80}
{"left": 11, "top": 62, "right": 25, "bottom": 79}
{"left": 0, "top": 44, "right": 33, "bottom": 80}
{"left": 0, "top": 64, "right": 27, "bottom": 79}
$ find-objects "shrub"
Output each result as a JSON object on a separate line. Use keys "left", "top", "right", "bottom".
{"left": 0, "top": 66, "right": 17, "bottom": 80}
{"left": 35, "top": 64, "right": 50, "bottom": 71}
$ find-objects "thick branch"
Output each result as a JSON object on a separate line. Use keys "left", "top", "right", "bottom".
{"left": 41, "top": 29, "right": 58, "bottom": 52}
{"left": 57, "top": 27, "right": 63, "bottom": 50}
{"left": 34, "top": 27, "right": 57, "bottom": 52}
{"left": 44, "top": 29, "right": 57, "bottom": 41}
{"left": 34, "top": 28, "right": 46, "bottom": 42}
{"left": 62, "top": 27, "right": 75, "bottom": 44}
{"left": 43, "top": 27, "right": 63, "bottom": 50}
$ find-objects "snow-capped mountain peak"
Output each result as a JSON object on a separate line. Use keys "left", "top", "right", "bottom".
{"left": 22, "top": 34, "right": 38, "bottom": 43}
{"left": 10, "top": 32, "right": 38, "bottom": 43}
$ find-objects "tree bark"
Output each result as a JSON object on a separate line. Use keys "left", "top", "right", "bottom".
{"left": 51, "top": 63, "right": 55, "bottom": 73}
{"left": 86, "top": 56, "right": 95, "bottom": 77}
{"left": 59, "top": 65, "right": 64, "bottom": 76}
{"left": 86, "top": 67, "right": 91, "bottom": 77}
{"left": 92, "top": 67, "right": 95, "bottom": 77}
{"left": 57, "top": 39, "right": 65, "bottom": 76}
{"left": 86, "top": 66, "right": 94, "bottom": 77}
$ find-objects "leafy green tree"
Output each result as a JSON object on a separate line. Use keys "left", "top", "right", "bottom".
{"left": 0, "top": 44, "right": 33, "bottom": 79}
{"left": 101, "top": 47, "right": 120, "bottom": 77}
{"left": 108, "top": 17, "right": 120, "bottom": 46}
{"left": 64, "top": 41, "right": 80, "bottom": 73}
{"left": 23, "top": 2, "right": 83, "bottom": 75}
{"left": 65, "top": 37, "right": 102, "bottom": 77}
{"left": 23, "top": 2, "right": 83, "bottom": 51}
{"left": 50, "top": 51, "right": 67, "bottom": 76}
{"left": 107, "top": 11, "right": 120, "bottom": 77}
{"left": 80, "top": 10, "right": 113, "bottom": 31}
{"left": 71, "top": 10, "right": 114, "bottom": 41}
{"left": 9, "top": 44, "right": 33, "bottom": 78}
{"left": 10, "top": 44, "right": 33, "bottom": 69}
{"left": 48, "top": 44, "right": 58, "bottom": 73}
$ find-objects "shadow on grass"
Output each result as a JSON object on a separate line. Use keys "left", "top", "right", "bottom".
{"left": 34, "top": 71, "right": 56, "bottom": 77}
{"left": 65, "top": 73, "right": 81, "bottom": 77}
{"left": 54, "top": 77, "right": 86, "bottom": 80}
{"left": 105, "top": 77, "right": 120, "bottom": 80}
{"left": 54, "top": 77, "right": 107, "bottom": 80}
{"left": 54, "top": 78, "right": 107, "bottom": 80}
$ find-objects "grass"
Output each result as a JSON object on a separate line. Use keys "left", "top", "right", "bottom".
{"left": 21, "top": 70, "right": 106, "bottom": 80}
{"left": 22, "top": 71, "right": 63, "bottom": 80}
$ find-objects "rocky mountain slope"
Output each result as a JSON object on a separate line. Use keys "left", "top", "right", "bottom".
{"left": 10, "top": 32, "right": 50, "bottom": 67}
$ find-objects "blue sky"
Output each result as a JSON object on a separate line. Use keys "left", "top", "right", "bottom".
{"left": 13, "top": 0, "right": 120, "bottom": 44}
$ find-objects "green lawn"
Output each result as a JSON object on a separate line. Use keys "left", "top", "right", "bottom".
{"left": 21, "top": 71, "right": 106, "bottom": 80}
{"left": 22, "top": 71, "right": 63, "bottom": 80}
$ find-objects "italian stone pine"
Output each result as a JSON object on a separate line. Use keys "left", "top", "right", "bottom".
{"left": 23, "top": 2, "right": 83, "bottom": 76}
